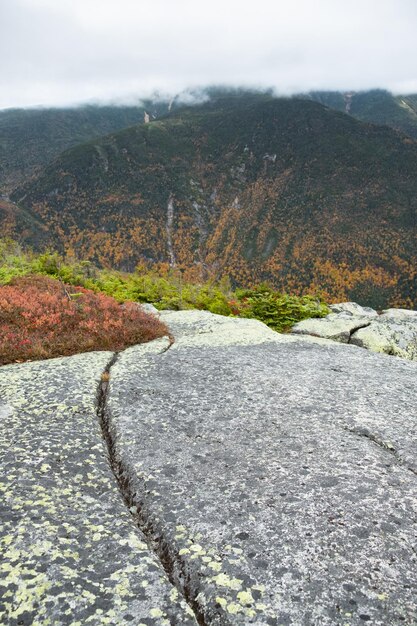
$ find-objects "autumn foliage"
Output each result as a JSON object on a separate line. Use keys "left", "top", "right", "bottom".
{"left": 0, "top": 275, "right": 169, "bottom": 365}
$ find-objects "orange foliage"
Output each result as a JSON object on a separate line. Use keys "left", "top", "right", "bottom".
{"left": 13, "top": 163, "right": 416, "bottom": 309}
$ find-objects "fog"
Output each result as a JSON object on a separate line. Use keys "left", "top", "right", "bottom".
{"left": 1, "top": 0, "right": 417, "bottom": 109}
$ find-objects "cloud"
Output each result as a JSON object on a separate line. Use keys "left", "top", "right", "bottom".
{"left": 1, "top": 0, "right": 417, "bottom": 108}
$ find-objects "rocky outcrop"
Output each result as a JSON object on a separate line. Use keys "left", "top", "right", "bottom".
{"left": 350, "top": 318, "right": 417, "bottom": 360}
{"left": 291, "top": 302, "right": 417, "bottom": 360}
{"left": 328, "top": 302, "right": 378, "bottom": 317}
{"left": 1, "top": 311, "right": 417, "bottom": 625}
{"left": 158, "top": 309, "right": 333, "bottom": 348}
{"left": 0, "top": 353, "right": 197, "bottom": 625}
{"left": 289, "top": 312, "right": 372, "bottom": 343}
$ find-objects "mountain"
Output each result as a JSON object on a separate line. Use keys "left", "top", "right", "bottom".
{"left": 0, "top": 101, "right": 175, "bottom": 192}
{"left": 11, "top": 94, "right": 417, "bottom": 308}
{"left": 8, "top": 93, "right": 417, "bottom": 308}
{"left": 305, "top": 89, "right": 417, "bottom": 139}
{"left": 0, "top": 89, "right": 270, "bottom": 194}
{"left": 2, "top": 88, "right": 416, "bottom": 194}
{"left": 0, "top": 195, "right": 47, "bottom": 247}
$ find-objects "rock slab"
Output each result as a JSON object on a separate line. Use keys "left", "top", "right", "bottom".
{"left": 1, "top": 311, "right": 417, "bottom": 625}
{"left": 107, "top": 312, "right": 417, "bottom": 625}
{"left": 0, "top": 353, "right": 197, "bottom": 625}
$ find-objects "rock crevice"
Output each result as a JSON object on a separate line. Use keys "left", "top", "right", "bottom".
{"left": 341, "top": 424, "right": 417, "bottom": 477}
{"left": 97, "top": 342, "right": 203, "bottom": 625}
{"left": 0, "top": 351, "right": 197, "bottom": 625}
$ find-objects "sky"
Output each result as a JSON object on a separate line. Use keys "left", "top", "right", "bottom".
{"left": 1, "top": 0, "right": 417, "bottom": 109}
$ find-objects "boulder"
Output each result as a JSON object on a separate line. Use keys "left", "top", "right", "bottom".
{"left": 329, "top": 301, "right": 378, "bottom": 317}
{"left": 140, "top": 302, "right": 160, "bottom": 315}
{"left": 290, "top": 312, "right": 371, "bottom": 343}
{"left": 291, "top": 303, "right": 417, "bottom": 360}
{"left": 380, "top": 308, "right": 417, "bottom": 320}
{"left": 350, "top": 317, "right": 417, "bottom": 360}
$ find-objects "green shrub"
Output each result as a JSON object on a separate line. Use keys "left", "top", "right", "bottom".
{"left": 235, "top": 285, "right": 329, "bottom": 332}
{"left": 0, "top": 239, "right": 329, "bottom": 337}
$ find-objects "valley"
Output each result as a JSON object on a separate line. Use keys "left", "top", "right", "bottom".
{"left": 1, "top": 90, "right": 417, "bottom": 308}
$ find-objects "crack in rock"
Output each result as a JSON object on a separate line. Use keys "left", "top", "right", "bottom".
{"left": 347, "top": 321, "right": 372, "bottom": 343}
{"left": 93, "top": 327, "right": 417, "bottom": 624}
{"left": 342, "top": 425, "right": 417, "bottom": 477}
{"left": 96, "top": 346, "right": 203, "bottom": 625}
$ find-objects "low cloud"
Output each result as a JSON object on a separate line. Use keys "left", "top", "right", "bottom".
{"left": 1, "top": 0, "right": 417, "bottom": 109}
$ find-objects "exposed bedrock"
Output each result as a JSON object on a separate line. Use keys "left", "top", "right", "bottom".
{"left": 291, "top": 302, "right": 417, "bottom": 360}
{"left": 106, "top": 312, "right": 417, "bottom": 625}
{"left": 0, "top": 353, "right": 197, "bottom": 625}
{"left": 1, "top": 311, "right": 416, "bottom": 625}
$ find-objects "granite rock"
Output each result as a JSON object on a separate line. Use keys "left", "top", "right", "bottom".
{"left": 329, "top": 302, "right": 378, "bottom": 317}
{"left": 159, "top": 309, "right": 333, "bottom": 347}
{"left": 379, "top": 308, "right": 417, "bottom": 320}
{"left": 106, "top": 314, "right": 417, "bottom": 625}
{"left": 350, "top": 317, "right": 417, "bottom": 360}
{"left": 0, "top": 353, "right": 197, "bottom": 626}
{"left": 140, "top": 302, "right": 160, "bottom": 315}
{"left": 290, "top": 312, "right": 371, "bottom": 343}
{"left": 292, "top": 303, "right": 417, "bottom": 360}
{"left": 1, "top": 311, "right": 417, "bottom": 625}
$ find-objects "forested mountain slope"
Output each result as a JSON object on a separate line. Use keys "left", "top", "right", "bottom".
{"left": 2, "top": 88, "right": 417, "bottom": 195}
{"left": 306, "top": 89, "right": 417, "bottom": 139}
{"left": 0, "top": 101, "right": 173, "bottom": 192}
{"left": 9, "top": 94, "right": 417, "bottom": 308}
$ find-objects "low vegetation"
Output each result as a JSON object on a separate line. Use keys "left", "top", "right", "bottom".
{"left": 0, "top": 239, "right": 329, "bottom": 363}
{"left": 0, "top": 274, "right": 169, "bottom": 365}
{"left": 231, "top": 286, "right": 329, "bottom": 332}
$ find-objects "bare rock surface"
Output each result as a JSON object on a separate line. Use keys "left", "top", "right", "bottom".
{"left": 139, "top": 302, "right": 160, "bottom": 315}
{"left": 380, "top": 308, "right": 417, "bottom": 320}
{"left": 1, "top": 311, "right": 416, "bottom": 625}
{"left": 350, "top": 317, "right": 417, "bottom": 360}
{"left": 159, "top": 309, "right": 333, "bottom": 347}
{"left": 106, "top": 312, "right": 417, "bottom": 625}
{"left": 291, "top": 302, "right": 417, "bottom": 360}
{"left": 290, "top": 313, "right": 371, "bottom": 343}
{"left": 0, "top": 353, "right": 197, "bottom": 626}
{"left": 329, "top": 302, "right": 378, "bottom": 317}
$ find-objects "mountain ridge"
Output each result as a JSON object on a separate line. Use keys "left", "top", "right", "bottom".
{"left": 3, "top": 87, "right": 417, "bottom": 196}
{"left": 305, "top": 89, "right": 417, "bottom": 138}
{"left": 7, "top": 94, "right": 417, "bottom": 308}
{"left": 0, "top": 101, "right": 175, "bottom": 192}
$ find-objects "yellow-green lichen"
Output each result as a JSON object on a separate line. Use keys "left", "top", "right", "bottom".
{"left": 211, "top": 573, "right": 243, "bottom": 591}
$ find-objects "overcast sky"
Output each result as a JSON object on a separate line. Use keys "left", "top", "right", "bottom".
{"left": 1, "top": 0, "right": 417, "bottom": 109}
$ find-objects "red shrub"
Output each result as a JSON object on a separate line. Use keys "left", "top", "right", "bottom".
{"left": 0, "top": 275, "right": 169, "bottom": 365}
